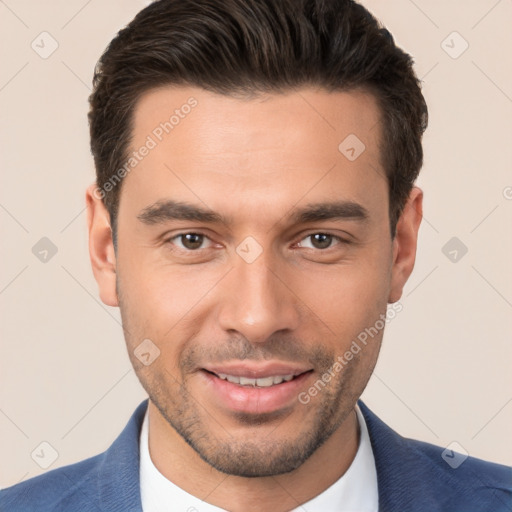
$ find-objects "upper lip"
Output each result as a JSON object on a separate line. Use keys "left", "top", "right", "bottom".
{"left": 203, "top": 362, "right": 312, "bottom": 379}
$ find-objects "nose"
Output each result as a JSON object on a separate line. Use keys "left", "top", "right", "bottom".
{"left": 217, "top": 251, "right": 300, "bottom": 343}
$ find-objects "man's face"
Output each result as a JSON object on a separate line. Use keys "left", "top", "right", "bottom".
{"left": 92, "top": 86, "right": 418, "bottom": 477}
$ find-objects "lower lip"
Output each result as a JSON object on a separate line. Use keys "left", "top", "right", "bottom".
{"left": 200, "top": 370, "right": 313, "bottom": 415}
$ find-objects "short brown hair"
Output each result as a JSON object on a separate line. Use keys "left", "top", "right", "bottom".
{"left": 88, "top": 0, "right": 428, "bottom": 238}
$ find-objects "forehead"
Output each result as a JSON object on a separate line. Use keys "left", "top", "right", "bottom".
{"left": 131, "top": 85, "right": 382, "bottom": 159}
{"left": 121, "top": 85, "right": 387, "bottom": 226}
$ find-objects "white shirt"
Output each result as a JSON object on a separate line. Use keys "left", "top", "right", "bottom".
{"left": 139, "top": 405, "right": 378, "bottom": 512}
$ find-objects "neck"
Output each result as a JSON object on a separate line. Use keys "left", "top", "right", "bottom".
{"left": 147, "top": 401, "right": 360, "bottom": 512}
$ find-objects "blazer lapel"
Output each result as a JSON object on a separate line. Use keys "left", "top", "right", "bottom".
{"left": 97, "top": 399, "right": 148, "bottom": 511}
{"left": 358, "top": 400, "right": 444, "bottom": 511}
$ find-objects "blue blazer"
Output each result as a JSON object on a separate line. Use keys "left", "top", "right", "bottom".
{"left": 1, "top": 399, "right": 511, "bottom": 511}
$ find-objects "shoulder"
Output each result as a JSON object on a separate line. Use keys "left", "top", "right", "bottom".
{"left": 0, "top": 453, "right": 104, "bottom": 512}
{"left": 403, "top": 436, "right": 512, "bottom": 511}
{"left": 407, "top": 435, "right": 512, "bottom": 487}
{"left": 359, "top": 401, "right": 512, "bottom": 511}
{"left": 0, "top": 399, "right": 148, "bottom": 512}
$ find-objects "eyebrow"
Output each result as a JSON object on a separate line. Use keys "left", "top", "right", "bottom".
{"left": 137, "top": 200, "right": 225, "bottom": 225}
{"left": 137, "top": 199, "right": 369, "bottom": 226}
{"left": 290, "top": 201, "right": 369, "bottom": 224}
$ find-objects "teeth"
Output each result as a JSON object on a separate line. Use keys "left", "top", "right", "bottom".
{"left": 239, "top": 376, "right": 257, "bottom": 386}
{"left": 216, "top": 373, "right": 295, "bottom": 387}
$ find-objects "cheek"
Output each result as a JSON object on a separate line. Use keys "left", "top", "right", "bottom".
{"left": 117, "top": 259, "right": 220, "bottom": 357}
{"left": 119, "top": 250, "right": 199, "bottom": 316}
{"left": 293, "top": 254, "right": 392, "bottom": 335}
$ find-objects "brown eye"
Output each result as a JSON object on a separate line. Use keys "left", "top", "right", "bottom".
{"left": 176, "top": 233, "right": 206, "bottom": 250}
{"left": 310, "top": 233, "right": 333, "bottom": 249}
{"left": 298, "top": 233, "right": 337, "bottom": 250}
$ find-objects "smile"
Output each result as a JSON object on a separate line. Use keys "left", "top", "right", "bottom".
{"left": 215, "top": 373, "right": 295, "bottom": 387}
{"left": 200, "top": 365, "right": 314, "bottom": 414}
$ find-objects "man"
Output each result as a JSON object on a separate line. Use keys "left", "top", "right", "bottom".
{"left": 1, "top": 0, "right": 510, "bottom": 510}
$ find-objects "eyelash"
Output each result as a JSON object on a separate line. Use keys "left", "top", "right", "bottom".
{"left": 165, "top": 232, "right": 350, "bottom": 252}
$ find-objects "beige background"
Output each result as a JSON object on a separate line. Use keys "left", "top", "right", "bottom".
{"left": 1, "top": 0, "right": 511, "bottom": 489}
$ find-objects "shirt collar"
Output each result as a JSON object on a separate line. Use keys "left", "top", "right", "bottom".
{"left": 139, "top": 403, "right": 378, "bottom": 512}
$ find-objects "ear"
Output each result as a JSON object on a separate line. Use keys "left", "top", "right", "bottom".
{"left": 388, "top": 186, "right": 423, "bottom": 303}
{"left": 86, "top": 184, "right": 118, "bottom": 307}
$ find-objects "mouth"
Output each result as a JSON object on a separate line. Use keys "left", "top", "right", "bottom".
{"left": 199, "top": 364, "right": 314, "bottom": 415}
{"left": 204, "top": 370, "right": 302, "bottom": 387}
